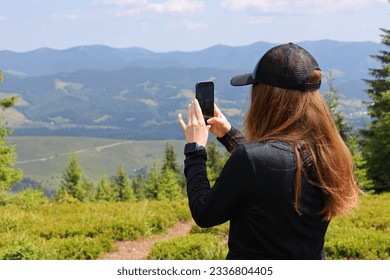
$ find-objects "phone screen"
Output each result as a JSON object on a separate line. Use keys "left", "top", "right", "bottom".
{"left": 195, "top": 81, "right": 214, "bottom": 121}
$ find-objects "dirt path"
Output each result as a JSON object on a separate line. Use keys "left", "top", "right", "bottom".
{"left": 101, "top": 220, "right": 194, "bottom": 260}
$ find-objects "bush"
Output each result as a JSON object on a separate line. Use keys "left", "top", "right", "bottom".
{"left": 2, "top": 235, "right": 46, "bottom": 260}
{"left": 190, "top": 222, "right": 229, "bottom": 238}
{"left": 147, "top": 233, "right": 228, "bottom": 260}
{"left": 324, "top": 193, "right": 390, "bottom": 259}
{"left": 8, "top": 189, "right": 49, "bottom": 210}
{"left": 0, "top": 199, "right": 191, "bottom": 259}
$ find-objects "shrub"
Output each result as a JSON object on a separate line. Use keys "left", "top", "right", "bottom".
{"left": 8, "top": 189, "right": 48, "bottom": 210}
{"left": 324, "top": 193, "right": 390, "bottom": 259}
{"left": 147, "top": 233, "right": 228, "bottom": 260}
{"left": 190, "top": 222, "right": 229, "bottom": 238}
{"left": 2, "top": 235, "right": 46, "bottom": 260}
{"left": 0, "top": 199, "right": 191, "bottom": 259}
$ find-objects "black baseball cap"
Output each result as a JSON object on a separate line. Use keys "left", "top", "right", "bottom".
{"left": 230, "top": 43, "right": 321, "bottom": 91}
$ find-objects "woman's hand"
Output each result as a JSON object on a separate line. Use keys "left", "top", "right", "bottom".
{"left": 177, "top": 99, "right": 210, "bottom": 146}
{"left": 207, "top": 103, "right": 232, "bottom": 138}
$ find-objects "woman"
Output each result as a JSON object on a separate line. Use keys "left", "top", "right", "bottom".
{"left": 177, "top": 43, "right": 361, "bottom": 259}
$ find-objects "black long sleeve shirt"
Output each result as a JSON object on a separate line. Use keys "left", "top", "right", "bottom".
{"left": 184, "top": 127, "right": 329, "bottom": 259}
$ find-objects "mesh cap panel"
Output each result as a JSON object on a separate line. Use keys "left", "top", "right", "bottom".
{"left": 230, "top": 43, "right": 321, "bottom": 91}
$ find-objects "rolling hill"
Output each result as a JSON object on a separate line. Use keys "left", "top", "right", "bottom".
{"left": 0, "top": 40, "right": 381, "bottom": 139}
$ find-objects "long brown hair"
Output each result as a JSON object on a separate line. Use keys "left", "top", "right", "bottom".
{"left": 244, "top": 70, "right": 361, "bottom": 220}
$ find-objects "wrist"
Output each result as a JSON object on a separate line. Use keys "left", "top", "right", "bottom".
{"left": 184, "top": 142, "right": 206, "bottom": 157}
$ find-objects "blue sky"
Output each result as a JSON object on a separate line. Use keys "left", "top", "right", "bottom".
{"left": 0, "top": 0, "right": 389, "bottom": 52}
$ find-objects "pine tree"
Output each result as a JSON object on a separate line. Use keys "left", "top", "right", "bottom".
{"left": 361, "top": 27, "right": 390, "bottom": 190}
{"left": 206, "top": 139, "right": 223, "bottom": 186}
{"left": 144, "top": 161, "right": 160, "bottom": 200}
{"left": 132, "top": 172, "right": 145, "bottom": 201}
{"left": 157, "top": 168, "right": 183, "bottom": 201}
{"left": 323, "top": 71, "right": 351, "bottom": 141}
{"left": 347, "top": 135, "right": 374, "bottom": 191}
{"left": 161, "top": 142, "right": 179, "bottom": 173}
{"left": 113, "top": 163, "right": 135, "bottom": 202}
{"left": 0, "top": 72, "right": 23, "bottom": 191}
{"left": 57, "top": 154, "right": 85, "bottom": 201}
{"left": 81, "top": 179, "right": 96, "bottom": 202}
{"left": 96, "top": 174, "right": 116, "bottom": 201}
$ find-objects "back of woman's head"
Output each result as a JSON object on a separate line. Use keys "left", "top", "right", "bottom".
{"left": 244, "top": 69, "right": 361, "bottom": 220}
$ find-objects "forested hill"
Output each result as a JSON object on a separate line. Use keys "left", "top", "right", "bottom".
{"left": 0, "top": 40, "right": 381, "bottom": 139}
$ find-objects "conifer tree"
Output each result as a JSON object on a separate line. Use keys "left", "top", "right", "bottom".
{"left": 157, "top": 168, "right": 183, "bottom": 201}
{"left": 161, "top": 142, "right": 179, "bottom": 174}
{"left": 206, "top": 139, "right": 223, "bottom": 186}
{"left": 57, "top": 153, "right": 84, "bottom": 201}
{"left": 323, "top": 71, "right": 351, "bottom": 141}
{"left": 0, "top": 72, "right": 23, "bottom": 191}
{"left": 96, "top": 174, "right": 116, "bottom": 201}
{"left": 81, "top": 179, "right": 96, "bottom": 202}
{"left": 361, "top": 27, "right": 390, "bottom": 190}
{"left": 113, "top": 163, "right": 135, "bottom": 202}
{"left": 144, "top": 161, "right": 160, "bottom": 200}
{"left": 132, "top": 172, "right": 145, "bottom": 201}
{"left": 347, "top": 135, "right": 374, "bottom": 191}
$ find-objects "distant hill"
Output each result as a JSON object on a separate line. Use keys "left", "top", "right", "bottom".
{"left": 0, "top": 40, "right": 381, "bottom": 139}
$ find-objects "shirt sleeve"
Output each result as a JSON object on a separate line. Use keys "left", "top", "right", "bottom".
{"left": 217, "top": 127, "right": 248, "bottom": 153}
{"left": 184, "top": 145, "right": 255, "bottom": 228}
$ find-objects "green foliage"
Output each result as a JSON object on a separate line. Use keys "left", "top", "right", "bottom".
{"left": 161, "top": 142, "right": 180, "bottom": 174}
{"left": 190, "top": 222, "right": 229, "bottom": 238}
{"left": 112, "top": 163, "right": 135, "bottom": 202}
{"left": 144, "top": 160, "right": 184, "bottom": 201}
{"left": 96, "top": 174, "right": 115, "bottom": 201}
{"left": 7, "top": 189, "right": 48, "bottom": 210}
{"left": 144, "top": 161, "right": 160, "bottom": 199}
{"left": 132, "top": 172, "right": 145, "bottom": 201}
{"left": 325, "top": 193, "right": 390, "bottom": 259}
{"left": 156, "top": 168, "right": 183, "bottom": 201}
{"left": 0, "top": 200, "right": 191, "bottom": 259}
{"left": 323, "top": 71, "right": 351, "bottom": 141}
{"left": 346, "top": 134, "right": 374, "bottom": 191}
{"left": 206, "top": 140, "right": 228, "bottom": 186}
{"left": 0, "top": 73, "right": 23, "bottom": 191}
{"left": 361, "top": 27, "right": 390, "bottom": 188}
{"left": 147, "top": 233, "right": 227, "bottom": 260}
{"left": 2, "top": 235, "right": 46, "bottom": 260}
{"left": 56, "top": 154, "right": 85, "bottom": 201}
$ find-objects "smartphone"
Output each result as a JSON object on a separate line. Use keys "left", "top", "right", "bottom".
{"left": 195, "top": 81, "right": 214, "bottom": 122}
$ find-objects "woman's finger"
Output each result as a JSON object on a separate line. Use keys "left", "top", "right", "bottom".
{"left": 188, "top": 101, "right": 195, "bottom": 125}
{"left": 193, "top": 99, "right": 204, "bottom": 125}
{"left": 177, "top": 113, "right": 186, "bottom": 131}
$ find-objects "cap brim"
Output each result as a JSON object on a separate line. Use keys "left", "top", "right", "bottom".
{"left": 230, "top": 73, "right": 255, "bottom": 86}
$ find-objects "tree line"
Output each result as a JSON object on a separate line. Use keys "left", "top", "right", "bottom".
{"left": 45, "top": 141, "right": 227, "bottom": 203}
{"left": 0, "top": 25, "right": 389, "bottom": 197}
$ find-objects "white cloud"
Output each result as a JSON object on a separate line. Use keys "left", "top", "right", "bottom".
{"left": 100, "top": 0, "right": 205, "bottom": 16}
{"left": 220, "top": 0, "right": 387, "bottom": 13}
{"left": 0, "top": 15, "right": 8, "bottom": 21}
{"left": 182, "top": 20, "right": 208, "bottom": 30}
{"left": 51, "top": 13, "right": 79, "bottom": 20}
{"left": 94, "top": 0, "right": 148, "bottom": 7}
{"left": 246, "top": 16, "right": 273, "bottom": 24}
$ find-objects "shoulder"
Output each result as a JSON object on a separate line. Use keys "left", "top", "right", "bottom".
{"left": 234, "top": 140, "right": 296, "bottom": 170}
{"left": 238, "top": 140, "right": 294, "bottom": 156}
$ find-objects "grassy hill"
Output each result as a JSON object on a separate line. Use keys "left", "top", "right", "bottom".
{"left": 8, "top": 136, "right": 186, "bottom": 190}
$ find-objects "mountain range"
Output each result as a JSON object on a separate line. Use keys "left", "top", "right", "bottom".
{"left": 0, "top": 40, "right": 382, "bottom": 139}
